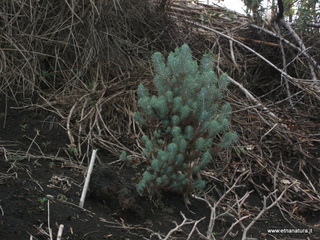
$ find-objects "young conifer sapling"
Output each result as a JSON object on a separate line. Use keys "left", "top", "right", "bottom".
{"left": 134, "top": 44, "right": 237, "bottom": 196}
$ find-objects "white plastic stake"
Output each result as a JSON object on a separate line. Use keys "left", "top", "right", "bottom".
{"left": 56, "top": 224, "right": 64, "bottom": 240}
{"left": 79, "top": 149, "right": 97, "bottom": 208}
{"left": 48, "top": 200, "right": 53, "bottom": 240}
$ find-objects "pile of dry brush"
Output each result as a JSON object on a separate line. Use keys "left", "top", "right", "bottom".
{"left": 1, "top": 0, "right": 320, "bottom": 233}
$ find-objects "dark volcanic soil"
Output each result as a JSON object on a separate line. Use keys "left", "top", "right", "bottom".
{"left": 0, "top": 98, "right": 319, "bottom": 240}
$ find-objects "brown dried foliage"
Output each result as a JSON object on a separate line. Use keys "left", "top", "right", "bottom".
{"left": 1, "top": 0, "right": 320, "bottom": 235}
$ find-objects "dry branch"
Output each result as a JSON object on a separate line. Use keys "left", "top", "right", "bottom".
{"left": 241, "top": 183, "right": 296, "bottom": 240}
{"left": 278, "top": 18, "right": 318, "bottom": 81}
{"left": 250, "top": 24, "right": 320, "bottom": 71}
{"left": 175, "top": 17, "right": 320, "bottom": 100}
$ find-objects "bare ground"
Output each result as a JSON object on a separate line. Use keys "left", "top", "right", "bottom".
{"left": 0, "top": 98, "right": 319, "bottom": 240}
